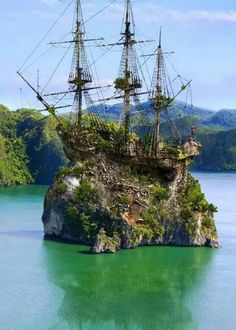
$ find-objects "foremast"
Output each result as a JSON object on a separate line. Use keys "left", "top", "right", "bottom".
{"left": 69, "top": 0, "right": 92, "bottom": 127}
{"left": 17, "top": 0, "right": 104, "bottom": 128}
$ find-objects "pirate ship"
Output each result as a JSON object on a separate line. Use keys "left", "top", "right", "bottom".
{"left": 17, "top": 0, "right": 201, "bottom": 173}
{"left": 17, "top": 0, "right": 218, "bottom": 253}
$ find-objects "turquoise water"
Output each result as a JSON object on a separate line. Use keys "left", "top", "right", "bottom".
{"left": 0, "top": 173, "right": 236, "bottom": 330}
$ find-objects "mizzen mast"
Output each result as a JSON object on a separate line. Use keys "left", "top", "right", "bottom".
{"left": 149, "top": 28, "right": 191, "bottom": 156}
{"left": 149, "top": 28, "right": 168, "bottom": 155}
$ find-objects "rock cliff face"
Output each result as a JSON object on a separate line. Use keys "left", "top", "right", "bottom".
{"left": 42, "top": 152, "right": 219, "bottom": 253}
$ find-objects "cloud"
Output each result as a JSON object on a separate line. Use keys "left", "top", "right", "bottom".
{"left": 93, "top": 2, "right": 236, "bottom": 24}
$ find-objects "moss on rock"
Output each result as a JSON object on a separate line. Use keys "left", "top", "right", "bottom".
{"left": 42, "top": 156, "right": 219, "bottom": 253}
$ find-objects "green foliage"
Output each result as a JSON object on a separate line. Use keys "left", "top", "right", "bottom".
{"left": 202, "top": 217, "right": 213, "bottom": 230}
{"left": 179, "top": 206, "right": 192, "bottom": 221}
{"left": 73, "top": 180, "right": 96, "bottom": 205}
{"left": 201, "top": 216, "right": 218, "bottom": 238}
{"left": 182, "top": 217, "right": 198, "bottom": 237}
{"left": 117, "top": 195, "right": 132, "bottom": 206}
{"left": 192, "top": 128, "right": 236, "bottom": 171}
{"left": 135, "top": 225, "right": 154, "bottom": 241}
{"left": 55, "top": 166, "right": 72, "bottom": 180}
{"left": 142, "top": 207, "right": 165, "bottom": 236}
{"left": 54, "top": 182, "right": 67, "bottom": 195}
{"left": 96, "top": 228, "right": 121, "bottom": 251}
{"left": 65, "top": 206, "right": 98, "bottom": 241}
{"left": 149, "top": 183, "right": 169, "bottom": 201}
{"left": 114, "top": 78, "right": 129, "bottom": 90}
{"left": 80, "top": 212, "right": 97, "bottom": 239}
{"left": 0, "top": 133, "right": 33, "bottom": 186}
{"left": 72, "top": 166, "right": 86, "bottom": 179}
{"left": 0, "top": 106, "right": 67, "bottom": 186}
{"left": 181, "top": 175, "right": 217, "bottom": 214}
{"left": 179, "top": 175, "right": 218, "bottom": 237}
{"left": 66, "top": 206, "right": 78, "bottom": 222}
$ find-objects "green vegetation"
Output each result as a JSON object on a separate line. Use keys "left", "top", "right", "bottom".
{"left": 117, "top": 195, "right": 132, "bottom": 206}
{"left": 141, "top": 206, "right": 165, "bottom": 237}
{"left": 73, "top": 180, "right": 96, "bottom": 205}
{"left": 182, "top": 176, "right": 217, "bottom": 214}
{"left": 179, "top": 175, "right": 218, "bottom": 237}
{"left": 149, "top": 183, "right": 169, "bottom": 201}
{"left": 65, "top": 207, "right": 99, "bottom": 242}
{"left": 1, "top": 102, "right": 236, "bottom": 187}
{"left": 114, "top": 78, "right": 129, "bottom": 90}
{"left": 95, "top": 228, "right": 121, "bottom": 251}
{"left": 192, "top": 128, "right": 236, "bottom": 171}
{"left": 54, "top": 182, "right": 67, "bottom": 195}
{"left": 0, "top": 105, "right": 66, "bottom": 186}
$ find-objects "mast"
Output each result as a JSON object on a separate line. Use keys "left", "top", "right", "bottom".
{"left": 17, "top": 0, "right": 106, "bottom": 126}
{"left": 149, "top": 28, "right": 192, "bottom": 156}
{"left": 69, "top": 0, "right": 92, "bottom": 126}
{"left": 76, "top": 0, "right": 83, "bottom": 125}
{"left": 149, "top": 28, "right": 177, "bottom": 156}
{"left": 153, "top": 28, "right": 163, "bottom": 155}
{"left": 123, "top": 0, "right": 132, "bottom": 144}
{"left": 113, "top": 0, "right": 142, "bottom": 148}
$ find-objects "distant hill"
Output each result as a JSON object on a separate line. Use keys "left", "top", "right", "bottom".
{"left": 202, "top": 109, "right": 236, "bottom": 130}
{"left": 192, "top": 128, "right": 236, "bottom": 171}
{"left": 1, "top": 102, "right": 236, "bottom": 186}
{"left": 91, "top": 101, "right": 215, "bottom": 124}
{"left": 91, "top": 101, "right": 236, "bottom": 132}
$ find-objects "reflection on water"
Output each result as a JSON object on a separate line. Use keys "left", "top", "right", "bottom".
{"left": 43, "top": 242, "right": 214, "bottom": 330}
{"left": 1, "top": 174, "right": 236, "bottom": 330}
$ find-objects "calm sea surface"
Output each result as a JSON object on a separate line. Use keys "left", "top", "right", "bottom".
{"left": 0, "top": 173, "right": 235, "bottom": 330}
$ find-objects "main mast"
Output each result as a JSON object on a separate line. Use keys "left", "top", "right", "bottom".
{"left": 114, "top": 0, "right": 142, "bottom": 147}
{"left": 123, "top": 0, "right": 133, "bottom": 144}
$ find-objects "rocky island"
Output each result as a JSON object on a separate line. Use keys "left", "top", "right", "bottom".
{"left": 42, "top": 123, "right": 219, "bottom": 253}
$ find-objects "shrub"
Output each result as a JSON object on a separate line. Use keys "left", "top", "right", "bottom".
{"left": 142, "top": 207, "right": 165, "bottom": 236}
{"left": 202, "top": 217, "right": 213, "bottom": 230}
{"left": 118, "top": 195, "right": 132, "bottom": 206}
{"left": 66, "top": 206, "right": 78, "bottom": 222}
{"left": 55, "top": 167, "right": 71, "bottom": 180}
{"left": 184, "top": 176, "right": 218, "bottom": 213}
{"left": 180, "top": 206, "right": 193, "bottom": 220}
{"left": 135, "top": 225, "right": 153, "bottom": 241}
{"left": 73, "top": 180, "right": 96, "bottom": 205}
{"left": 72, "top": 166, "right": 86, "bottom": 179}
{"left": 54, "top": 182, "right": 67, "bottom": 195}
{"left": 80, "top": 212, "right": 94, "bottom": 238}
{"left": 114, "top": 78, "right": 129, "bottom": 90}
{"left": 149, "top": 183, "right": 169, "bottom": 201}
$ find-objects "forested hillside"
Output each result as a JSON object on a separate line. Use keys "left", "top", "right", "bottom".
{"left": 0, "top": 105, "right": 66, "bottom": 186}
{"left": 0, "top": 103, "right": 236, "bottom": 186}
{"left": 193, "top": 129, "right": 236, "bottom": 171}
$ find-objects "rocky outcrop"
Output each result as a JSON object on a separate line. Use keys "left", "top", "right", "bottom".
{"left": 91, "top": 229, "right": 121, "bottom": 254}
{"left": 42, "top": 152, "right": 219, "bottom": 253}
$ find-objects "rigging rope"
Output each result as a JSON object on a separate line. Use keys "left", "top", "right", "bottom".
{"left": 19, "top": 0, "right": 74, "bottom": 72}
{"left": 41, "top": 39, "right": 74, "bottom": 93}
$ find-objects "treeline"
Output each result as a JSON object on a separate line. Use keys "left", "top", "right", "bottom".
{"left": 0, "top": 103, "right": 236, "bottom": 186}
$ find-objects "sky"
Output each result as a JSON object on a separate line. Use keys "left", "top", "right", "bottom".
{"left": 1, "top": 0, "right": 236, "bottom": 110}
